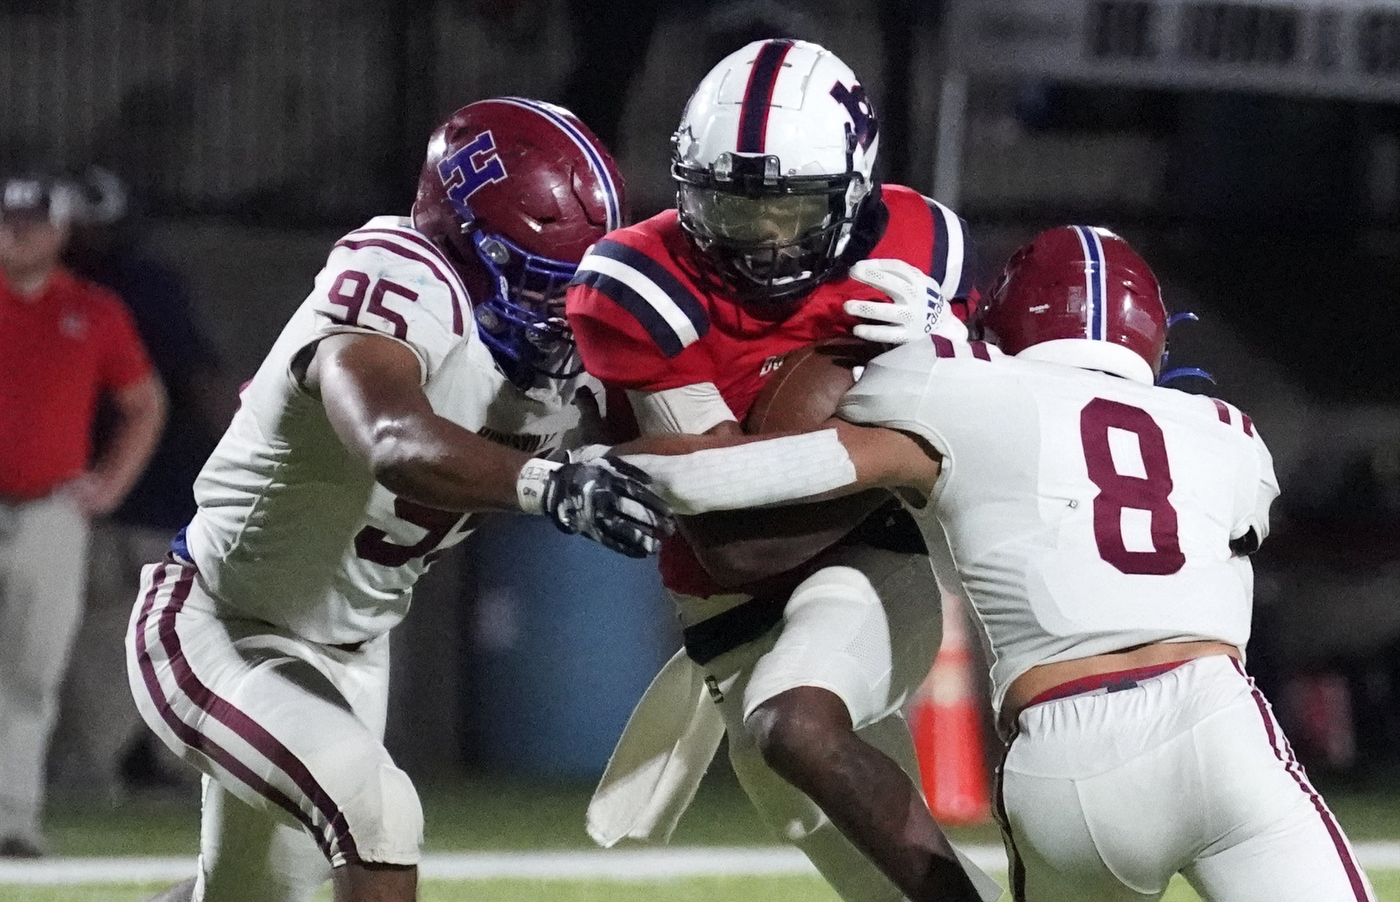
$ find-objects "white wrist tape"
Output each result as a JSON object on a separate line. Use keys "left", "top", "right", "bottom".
{"left": 622, "top": 429, "right": 856, "bottom": 516}
{"left": 516, "top": 457, "right": 563, "bottom": 514}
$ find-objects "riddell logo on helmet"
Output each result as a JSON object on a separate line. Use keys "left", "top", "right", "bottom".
{"left": 829, "top": 82, "right": 877, "bottom": 150}
{"left": 437, "top": 130, "right": 508, "bottom": 206}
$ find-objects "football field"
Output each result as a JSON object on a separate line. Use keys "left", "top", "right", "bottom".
{"left": 8, "top": 772, "right": 1400, "bottom": 901}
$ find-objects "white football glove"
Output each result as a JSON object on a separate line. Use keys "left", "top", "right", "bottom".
{"left": 843, "top": 258, "right": 968, "bottom": 345}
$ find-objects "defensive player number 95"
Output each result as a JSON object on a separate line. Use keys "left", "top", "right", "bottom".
{"left": 354, "top": 497, "right": 472, "bottom": 568}
{"left": 1079, "top": 398, "right": 1186, "bottom": 576}
{"left": 327, "top": 269, "right": 417, "bottom": 340}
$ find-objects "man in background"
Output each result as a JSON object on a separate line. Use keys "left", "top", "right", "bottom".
{"left": 0, "top": 170, "right": 166, "bottom": 856}
{"left": 52, "top": 166, "right": 234, "bottom": 803}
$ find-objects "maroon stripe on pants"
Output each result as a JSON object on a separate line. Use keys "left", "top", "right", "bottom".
{"left": 134, "top": 564, "right": 361, "bottom": 864}
{"left": 992, "top": 734, "right": 1027, "bottom": 902}
{"left": 1212, "top": 399, "right": 1231, "bottom": 424}
{"left": 931, "top": 335, "right": 956, "bottom": 358}
{"left": 1230, "top": 660, "right": 1369, "bottom": 900}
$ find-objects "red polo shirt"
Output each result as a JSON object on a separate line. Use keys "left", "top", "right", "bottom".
{"left": 0, "top": 268, "right": 153, "bottom": 500}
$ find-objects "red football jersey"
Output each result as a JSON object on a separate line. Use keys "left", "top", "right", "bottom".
{"left": 566, "top": 184, "right": 978, "bottom": 596}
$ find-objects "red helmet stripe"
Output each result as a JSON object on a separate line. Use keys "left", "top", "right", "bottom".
{"left": 736, "top": 40, "right": 795, "bottom": 153}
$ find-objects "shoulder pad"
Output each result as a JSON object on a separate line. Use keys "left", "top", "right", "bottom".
{"left": 930, "top": 337, "right": 1001, "bottom": 361}
{"left": 1208, "top": 397, "right": 1256, "bottom": 437}
{"left": 874, "top": 186, "right": 975, "bottom": 303}
{"left": 569, "top": 233, "right": 709, "bottom": 360}
{"left": 309, "top": 223, "right": 475, "bottom": 375}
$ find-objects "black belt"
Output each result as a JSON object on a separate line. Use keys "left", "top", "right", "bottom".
{"left": 682, "top": 593, "right": 787, "bottom": 665}
{"left": 681, "top": 500, "right": 927, "bottom": 665}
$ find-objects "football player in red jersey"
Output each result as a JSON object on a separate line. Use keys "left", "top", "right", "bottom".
{"left": 568, "top": 39, "right": 998, "bottom": 902}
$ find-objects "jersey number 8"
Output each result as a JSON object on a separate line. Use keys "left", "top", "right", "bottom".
{"left": 1079, "top": 398, "right": 1186, "bottom": 576}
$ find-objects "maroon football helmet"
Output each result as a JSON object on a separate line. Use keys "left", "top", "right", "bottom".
{"left": 413, "top": 97, "right": 626, "bottom": 386}
{"left": 979, "top": 226, "right": 1168, "bottom": 384}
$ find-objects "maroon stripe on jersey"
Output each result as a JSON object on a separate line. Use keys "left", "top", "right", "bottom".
{"left": 1212, "top": 399, "right": 1231, "bottom": 425}
{"left": 931, "top": 335, "right": 956, "bottom": 358}
{"left": 1231, "top": 660, "right": 1370, "bottom": 900}
{"left": 736, "top": 40, "right": 794, "bottom": 153}
{"left": 970, "top": 341, "right": 991, "bottom": 360}
{"left": 336, "top": 234, "right": 466, "bottom": 336}
{"left": 1242, "top": 414, "right": 1254, "bottom": 436}
{"left": 133, "top": 565, "right": 336, "bottom": 861}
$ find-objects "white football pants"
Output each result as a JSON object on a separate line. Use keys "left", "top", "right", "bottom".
{"left": 999, "top": 654, "right": 1375, "bottom": 902}
{"left": 127, "top": 559, "right": 421, "bottom": 902}
{"left": 692, "top": 545, "right": 966, "bottom": 902}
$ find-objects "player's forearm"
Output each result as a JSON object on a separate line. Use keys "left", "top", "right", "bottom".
{"left": 622, "top": 429, "right": 859, "bottom": 515}
{"left": 91, "top": 376, "right": 168, "bottom": 504}
{"left": 364, "top": 413, "right": 533, "bottom": 513}
{"left": 621, "top": 421, "right": 939, "bottom": 516}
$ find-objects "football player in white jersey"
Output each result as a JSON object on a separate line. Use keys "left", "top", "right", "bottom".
{"left": 615, "top": 226, "right": 1374, "bottom": 901}
{"left": 126, "top": 99, "right": 667, "bottom": 902}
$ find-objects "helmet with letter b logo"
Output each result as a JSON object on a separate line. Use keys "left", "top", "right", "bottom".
{"left": 671, "top": 39, "right": 879, "bottom": 305}
{"left": 413, "top": 98, "right": 627, "bottom": 386}
{"left": 979, "top": 226, "right": 1168, "bottom": 385}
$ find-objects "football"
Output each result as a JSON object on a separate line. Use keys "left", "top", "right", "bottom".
{"left": 744, "top": 337, "right": 881, "bottom": 434}
{"left": 681, "top": 337, "right": 893, "bottom": 590}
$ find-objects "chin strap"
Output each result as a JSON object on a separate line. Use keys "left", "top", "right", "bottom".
{"left": 1157, "top": 311, "right": 1216, "bottom": 386}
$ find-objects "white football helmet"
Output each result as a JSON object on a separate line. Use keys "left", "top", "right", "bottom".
{"left": 672, "top": 39, "right": 879, "bottom": 304}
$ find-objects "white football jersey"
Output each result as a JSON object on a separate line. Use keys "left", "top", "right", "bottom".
{"left": 184, "top": 217, "right": 605, "bottom": 645}
{"left": 838, "top": 339, "right": 1279, "bottom": 713}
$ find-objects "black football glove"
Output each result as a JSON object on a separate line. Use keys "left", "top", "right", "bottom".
{"left": 517, "top": 455, "right": 673, "bottom": 558}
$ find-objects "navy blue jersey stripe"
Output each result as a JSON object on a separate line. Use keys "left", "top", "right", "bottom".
{"left": 927, "top": 198, "right": 950, "bottom": 286}
{"left": 737, "top": 40, "right": 794, "bottom": 153}
{"left": 952, "top": 213, "right": 978, "bottom": 301}
{"left": 588, "top": 239, "right": 710, "bottom": 336}
{"left": 572, "top": 269, "right": 686, "bottom": 358}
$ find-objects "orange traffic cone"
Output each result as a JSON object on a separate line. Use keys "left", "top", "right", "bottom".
{"left": 908, "top": 590, "right": 991, "bottom": 824}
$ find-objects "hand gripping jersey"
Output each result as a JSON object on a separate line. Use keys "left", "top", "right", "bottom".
{"left": 838, "top": 339, "right": 1280, "bottom": 714}
{"left": 184, "top": 216, "right": 605, "bottom": 645}
{"left": 567, "top": 185, "right": 976, "bottom": 597}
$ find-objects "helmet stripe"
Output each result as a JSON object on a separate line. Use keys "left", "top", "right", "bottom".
{"left": 1072, "top": 225, "right": 1107, "bottom": 342}
{"left": 736, "top": 40, "right": 795, "bottom": 153}
{"left": 495, "top": 97, "right": 622, "bottom": 232}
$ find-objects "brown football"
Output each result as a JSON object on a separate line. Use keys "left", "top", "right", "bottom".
{"left": 743, "top": 337, "right": 880, "bottom": 434}
{"left": 681, "top": 337, "right": 893, "bottom": 591}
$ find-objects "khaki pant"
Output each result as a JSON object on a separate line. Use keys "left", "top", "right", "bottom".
{"left": 52, "top": 522, "right": 176, "bottom": 798}
{"left": 0, "top": 493, "right": 89, "bottom": 844}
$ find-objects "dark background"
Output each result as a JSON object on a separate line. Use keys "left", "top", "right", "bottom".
{"left": 5, "top": 0, "right": 1399, "bottom": 785}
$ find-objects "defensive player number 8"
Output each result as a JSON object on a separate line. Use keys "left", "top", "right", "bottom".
{"left": 1079, "top": 397, "right": 1186, "bottom": 576}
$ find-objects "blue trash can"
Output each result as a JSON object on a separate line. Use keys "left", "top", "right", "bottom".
{"left": 467, "top": 513, "right": 675, "bottom": 777}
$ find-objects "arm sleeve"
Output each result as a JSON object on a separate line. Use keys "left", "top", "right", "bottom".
{"left": 627, "top": 384, "right": 737, "bottom": 436}
{"left": 96, "top": 292, "right": 155, "bottom": 392}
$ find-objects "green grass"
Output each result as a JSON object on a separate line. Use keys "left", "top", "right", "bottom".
{"left": 11, "top": 872, "right": 1400, "bottom": 902}
{"left": 26, "top": 771, "right": 1400, "bottom": 901}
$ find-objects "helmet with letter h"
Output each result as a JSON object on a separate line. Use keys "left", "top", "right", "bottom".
{"left": 671, "top": 39, "right": 879, "bottom": 307}
{"left": 978, "top": 226, "right": 1171, "bottom": 385}
{"left": 413, "top": 98, "right": 627, "bottom": 387}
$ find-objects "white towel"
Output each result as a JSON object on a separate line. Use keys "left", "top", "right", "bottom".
{"left": 587, "top": 649, "right": 726, "bottom": 846}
